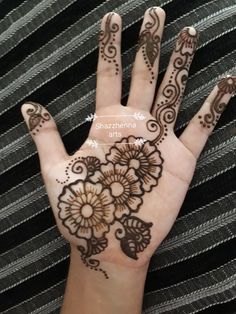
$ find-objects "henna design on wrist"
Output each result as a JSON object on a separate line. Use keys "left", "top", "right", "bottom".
{"left": 147, "top": 27, "right": 198, "bottom": 144}
{"left": 25, "top": 101, "right": 50, "bottom": 135}
{"left": 57, "top": 136, "right": 163, "bottom": 278}
{"left": 198, "top": 77, "right": 236, "bottom": 128}
{"left": 138, "top": 8, "right": 160, "bottom": 84}
{"left": 99, "top": 13, "right": 120, "bottom": 75}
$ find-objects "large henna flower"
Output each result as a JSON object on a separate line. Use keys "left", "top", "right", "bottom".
{"left": 58, "top": 180, "right": 115, "bottom": 239}
{"left": 90, "top": 163, "right": 143, "bottom": 219}
{"left": 106, "top": 136, "right": 163, "bottom": 192}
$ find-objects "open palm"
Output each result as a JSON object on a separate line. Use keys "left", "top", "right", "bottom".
{"left": 22, "top": 8, "right": 235, "bottom": 278}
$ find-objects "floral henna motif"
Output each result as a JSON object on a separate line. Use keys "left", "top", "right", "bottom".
{"left": 138, "top": 8, "right": 160, "bottom": 84}
{"left": 90, "top": 163, "right": 143, "bottom": 219}
{"left": 198, "top": 77, "right": 236, "bottom": 128}
{"left": 58, "top": 180, "right": 115, "bottom": 239}
{"left": 99, "top": 13, "right": 120, "bottom": 75}
{"left": 106, "top": 136, "right": 163, "bottom": 192}
{"left": 25, "top": 101, "right": 50, "bottom": 135}
{"left": 57, "top": 137, "right": 164, "bottom": 278}
{"left": 147, "top": 27, "right": 199, "bottom": 144}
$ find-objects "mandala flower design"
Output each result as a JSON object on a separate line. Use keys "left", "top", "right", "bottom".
{"left": 106, "top": 136, "right": 163, "bottom": 192}
{"left": 218, "top": 77, "right": 236, "bottom": 94}
{"left": 58, "top": 180, "right": 115, "bottom": 239}
{"left": 177, "top": 27, "right": 198, "bottom": 54}
{"left": 90, "top": 163, "right": 143, "bottom": 219}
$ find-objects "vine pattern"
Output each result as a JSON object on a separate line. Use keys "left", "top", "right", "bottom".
{"left": 57, "top": 136, "right": 163, "bottom": 278}
{"left": 198, "top": 76, "right": 236, "bottom": 128}
{"left": 138, "top": 7, "right": 160, "bottom": 84}
{"left": 146, "top": 27, "right": 199, "bottom": 144}
{"left": 99, "top": 13, "right": 120, "bottom": 75}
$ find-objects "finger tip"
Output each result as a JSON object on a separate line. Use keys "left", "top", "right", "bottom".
{"left": 102, "top": 12, "right": 121, "bottom": 24}
{"left": 144, "top": 7, "right": 166, "bottom": 21}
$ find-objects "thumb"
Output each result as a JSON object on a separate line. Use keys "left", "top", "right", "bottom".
{"left": 21, "top": 101, "right": 67, "bottom": 170}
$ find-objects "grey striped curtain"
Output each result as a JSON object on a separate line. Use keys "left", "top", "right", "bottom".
{"left": 0, "top": 0, "right": 235, "bottom": 313}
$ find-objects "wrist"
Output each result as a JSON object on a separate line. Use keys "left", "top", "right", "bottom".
{"left": 61, "top": 245, "right": 149, "bottom": 314}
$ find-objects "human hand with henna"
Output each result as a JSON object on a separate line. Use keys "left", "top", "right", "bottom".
{"left": 21, "top": 7, "right": 236, "bottom": 314}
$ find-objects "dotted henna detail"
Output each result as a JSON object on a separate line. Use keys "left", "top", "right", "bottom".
{"left": 138, "top": 8, "right": 160, "bottom": 84}
{"left": 25, "top": 101, "right": 50, "bottom": 135}
{"left": 99, "top": 13, "right": 120, "bottom": 75}
{"left": 56, "top": 156, "right": 100, "bottom": 184}
{"left": 146, "top": 27, "right": 199, "bottom": 144}
{"left": 198, "top": 77, "right": 236, "bottom": 128}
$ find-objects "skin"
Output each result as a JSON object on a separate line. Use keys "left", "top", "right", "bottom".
{"left": 21, "top": 7, "right": 235, "bottom": 314}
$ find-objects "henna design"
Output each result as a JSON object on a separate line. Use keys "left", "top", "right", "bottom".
{"left": 25, "top": 101, "right": 50, "bottom": 135}
{"left": 99, "top": 13, "right": 120, "bottom": 75}
{"left": 198, "top": 77, "right": 236, "bottom": 128}
{"left": 57, "top": 136, "right": 163, "bottom": 278}
{"left": 116, "top": 216, "right": 153, "bottom": 260}
{"left": 138, "top": 8, "right": 160, "bottom": 84}
{"left": 147, "top": 27, "right": 199, "bottom": 144}
{"left": 56, "top": 156, "right": 100, "bottom": 184}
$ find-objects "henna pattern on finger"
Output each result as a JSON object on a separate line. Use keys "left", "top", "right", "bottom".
{"left": 198, "top": 76, "right": 236, "bottom": 128}
{"left": 99, "top": 13, "right": 120, "bottom": 75}
{"left": 57, "top": 136, "right": 163, "bottom": 278}
{"left": 25, "top": 101, "right": 51, "bottom": 135}
{"left": 147, "top": 27, "right": 199, "bottom": 144}
{"left": 138, "top": 8, "right": 161, "bottom": 84}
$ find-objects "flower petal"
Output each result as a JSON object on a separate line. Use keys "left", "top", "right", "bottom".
{"left": 85, "top": 181, "right": 102, "bottom": 195}
{"left": 63, "top": 216, "right": 78, "bottom": 235}
{"left": 99, "top": 188, "right": 113, "bottom": 206}
{"left": 58, "top": 202, "right": 71, "bottom": 219}
{"left": 106, "top": 147, "right": 122, "bottom": 163}
{"left": 148, "top": 165, "right": 162, "bottom": 178}
{"left": 73, "top": 181, "right": 85, "bottom": 196}
{"left": 77, "top": 226, "right": 92, "bottom": 239}
{"left": 93, "top": 222, "right": 109, "bottom": 238}
{"left": 114, "top": 163, "right": 128, "bottom": 175}
{"left": 127, "top": 196, "right": 142, "bottom": 211}
{"left": 115, "top": 204, "right": 130, "bottom": 219}
{"left": 142, "top": 173, "right": 157, "bottom": 192}
{"left": 102, "top": 203, "right": 115, "bottom": 223}
{"left": 125, "top": 168, "right": 138, "bottom": 183}
{"left": 59, "top": 186, "right": 77, "bottom": 204}
{"left": 143, "top": 141, "right": 156, "bottom": 156}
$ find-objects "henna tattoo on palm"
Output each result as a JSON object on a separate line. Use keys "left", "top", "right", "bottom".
{"left": 99, "top": 13, "right": 120, "bottom": 75}
{"left": 138, "top": 8, "right": 160, "bottom": 84}
{"left": 198, "top": 77, "right": 236, "bottom": 128}
{"left": 25, "top": 102, "right": 51, "bottom": 135}
{"left": 57, "top": 136, "right": 163, "bottom": 278}
{"left": 147, "top": 27, "right": 198, "bottom": 144}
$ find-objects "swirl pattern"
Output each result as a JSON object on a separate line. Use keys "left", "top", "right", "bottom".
{"left": 147, "top": 27, "right": 199, "bottom": 144}
{"left": 99, "top": 13, "right": 120, "bottom": 75}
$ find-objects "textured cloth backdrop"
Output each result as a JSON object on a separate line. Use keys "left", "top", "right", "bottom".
{"left": 0, "top": 0, "right": 236, "bottom": 313}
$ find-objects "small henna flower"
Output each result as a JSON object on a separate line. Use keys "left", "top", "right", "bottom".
{"left": 177, "top": 27, "right": 198, "bottom": 54}
{"left": 90, "top": 163, "right": 143, "bottom": 219}
{"left": 58, "top": 180, "right": 115, "bottom": 239}
{"left": 218, "top": 76, "right": 236, "bottom": 94}
{"left": 106, "top": 136, "right": 163, "bottom": 192}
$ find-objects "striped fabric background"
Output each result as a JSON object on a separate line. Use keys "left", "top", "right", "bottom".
{"left": 0, "top": 0, "right": 235, "bottom": 313}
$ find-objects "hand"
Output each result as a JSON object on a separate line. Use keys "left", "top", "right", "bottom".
{"left": 21, "top": 8, "right": 235, "bottom": 280}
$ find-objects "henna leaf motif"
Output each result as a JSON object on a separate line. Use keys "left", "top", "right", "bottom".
{"left": 117, "top": 216, "right": 153, "bottom": 260}
{"left": 146, "top": 36, "right": 159, "bottom": 67}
